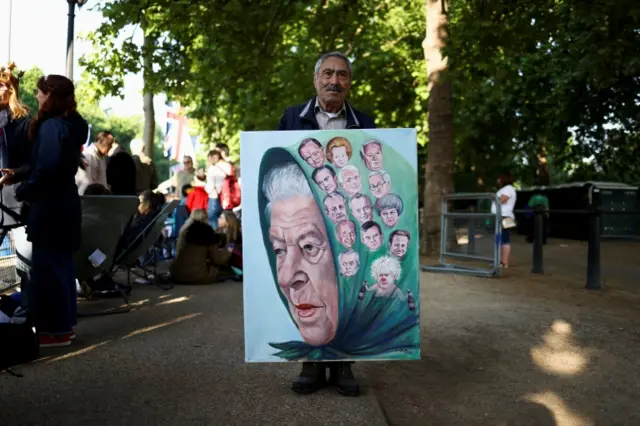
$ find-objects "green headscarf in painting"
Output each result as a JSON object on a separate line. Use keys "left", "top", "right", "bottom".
{"left": 258, "top": 130, "right": 420, "bottom": 361}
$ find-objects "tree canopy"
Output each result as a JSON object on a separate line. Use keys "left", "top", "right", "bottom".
{"left": 80, "top": 0, "right": 640, "bottom": 187}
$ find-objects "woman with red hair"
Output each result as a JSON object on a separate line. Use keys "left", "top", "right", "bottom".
{"left": 3, "top": 75, "right": 88, "bottom": 347}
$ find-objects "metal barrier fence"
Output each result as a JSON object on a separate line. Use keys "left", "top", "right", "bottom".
{"left": 422, "top": 193, "right": 502, "bottom": 277}
{"left": 0, "top": 229, "right": 20, "bottom": 292}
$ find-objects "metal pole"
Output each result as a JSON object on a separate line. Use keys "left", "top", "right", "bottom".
{"left": 531, "top": 209, "right": 544, "bottom": 274}
{"left": 7, "top": 0, "right": 12, "bottom": 62}
{"left": 66, "top": 0, "right": 76, "bottom": 80}
{"left": 586, "top": 211, "right": 602, "bottom": 290}
{"left": 439, "top": 195, "right": 447, "bottom": 266}
{"left": 467, "top": 206, "right": 476, "bottom": 254}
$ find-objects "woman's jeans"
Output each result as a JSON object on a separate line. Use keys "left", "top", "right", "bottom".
{"left": 29, "top": 245, "right": 77, "bottom": 334}
{"left": 208, "top": 197, "right": 223, "bottom": 230}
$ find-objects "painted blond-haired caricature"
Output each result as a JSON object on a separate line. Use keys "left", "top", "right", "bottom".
{"left": 326, "top": 136, "right": 353, "bottom": 168}
{"left": 365, "top": 256, "right": 406, "bottom": 300}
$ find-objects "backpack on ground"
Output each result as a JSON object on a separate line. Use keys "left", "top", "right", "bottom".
{"left": 0, "top": 295, "right": 39, "bottom": 373}
{"left": 219, "top": 165, "right": 241, "bottom": 211}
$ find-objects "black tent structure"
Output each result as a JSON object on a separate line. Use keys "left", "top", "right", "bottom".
{"left": 515, "top": 181, "right": 639, "bottom": 241}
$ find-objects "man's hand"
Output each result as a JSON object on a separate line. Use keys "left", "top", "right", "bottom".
{"left": 0, "top": 169, "right": 15, "bottom": 187}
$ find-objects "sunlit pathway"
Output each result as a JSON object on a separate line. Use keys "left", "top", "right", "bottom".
{"left": 0, "top": 282, "right": 388, "bottom": 426}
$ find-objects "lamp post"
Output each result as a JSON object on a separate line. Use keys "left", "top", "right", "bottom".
{"left": 7, "top": 0, "right": 13, "bottom": 62}
{"left": 66, "top": 0, "right": 88, "bottom": 80}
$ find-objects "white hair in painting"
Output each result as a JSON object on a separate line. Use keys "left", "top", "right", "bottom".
{"left": 338, "top": 165, "right": 360, "bottom": 184}
{"left": 263, "top": 162, "right": 314, "bottom": 221}
{"left": 368, "top": 170, "right": 391, "bottom": 183}
{"left": 370, "top": 255, "right": 402, "bottom": 280}
{"left": 339, "top": 250, "right": 360, "bottom": 266}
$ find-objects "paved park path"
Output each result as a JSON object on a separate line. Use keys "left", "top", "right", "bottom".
{"left": 2, "top": 238, "right": 639, "bottom": 426}
{"left": 0, "top": 281, "right": 388, "bottom": 426}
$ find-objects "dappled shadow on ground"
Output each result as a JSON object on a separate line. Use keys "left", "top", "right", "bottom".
{"left": 366, "top": 270, "right": 640, "bottom": 426}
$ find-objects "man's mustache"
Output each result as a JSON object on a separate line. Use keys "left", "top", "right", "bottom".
{"left": 325, "top": 84, "right": 344, "bottom": 93}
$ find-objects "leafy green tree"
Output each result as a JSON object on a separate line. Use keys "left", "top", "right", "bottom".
{"left": 81, "top": 0, "right": 428, "bottom": 152}
{"left": 447, "top": 0, "right": 640, "bottom": 187}
{"left": 18, "top": 66, "right": 42, "bottom": 114}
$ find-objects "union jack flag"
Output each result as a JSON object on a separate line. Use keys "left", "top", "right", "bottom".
{"left": 164, "top": 101, "right": 196, "bottom": 162}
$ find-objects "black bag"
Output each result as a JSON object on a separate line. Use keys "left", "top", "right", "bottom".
{"left": 0, "top": 295, "right": 39, "bottom": 372}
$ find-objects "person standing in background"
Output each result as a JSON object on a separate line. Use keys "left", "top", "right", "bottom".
{"left": 107, "top": 135, "right": 125, "bottom": 157}
{"left": 0, "top": 63, "right": 32, "bottom": 311}
{"left": 0, "top": 63, "right": 31, "bottom": 226}
{"left": 130, "top": 138, "right": 159, "bottom": 194}
{"left": 75, "top": 131, "right": 111, "bottom": 194}
{"left": 526, "top": 191, "right": 550, "bottom": 244}
{"left": 105, "top": 135, "right": 137, "bottom": 196}
{"left": 215, "top": 143, "right": 230, "bottom": 162}
{"left": 8, "top": 75, "right": 88, "bottom": 348}
{"left": 156, "top": 155, "right": 196, "bottom": 198}
{"left": 492, "top": 172, "right": 517, "bottom": 268}
{"left": 205, "top": 149, "right": 232, "bottom": 229}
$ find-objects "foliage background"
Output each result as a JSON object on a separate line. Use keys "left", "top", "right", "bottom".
{"left": 31, "top": 0, "right": 637, "bottom": 189}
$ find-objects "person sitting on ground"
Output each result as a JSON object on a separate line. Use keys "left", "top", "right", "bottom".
{"left": 171, "top": 184, "right": 192, "bottom": 243}
{"left": 169, "top": 209, "right": 234, "bottom": 284}
{"left": 217, "top": 210, "right": 243, "bottom": 271}
{"left": 186, "top": 168, "right": 209, "bottom": 214}
{"left": 83, "top": 183, "right": 112, "bottom": 195}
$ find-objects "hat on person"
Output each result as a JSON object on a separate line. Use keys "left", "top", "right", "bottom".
{"left": 0, "top": 62, "right": 24, "bottom": 92}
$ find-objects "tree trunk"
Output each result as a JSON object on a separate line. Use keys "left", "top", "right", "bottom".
{"left": 142, "top": 32, "right": 155, "bottom": 158}
{"left": 422, "top": 0, "right": 455, "bottom": 256}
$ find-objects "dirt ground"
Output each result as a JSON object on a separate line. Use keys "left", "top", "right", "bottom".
{"left": 369, "top": 237, "right": 640, "bottom": 426}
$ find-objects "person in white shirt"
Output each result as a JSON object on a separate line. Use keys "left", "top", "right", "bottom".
{"left": 492, "top": 172, "right": 517, "bottom": 268}
{"left": 76, "top": 131, "right": 111, "bottom": 194}
{"left": 205, "top": 149, "right": 232, "bottom": 229}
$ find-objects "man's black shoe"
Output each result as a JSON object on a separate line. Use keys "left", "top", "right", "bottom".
{"left": 292, "top": 362, "right": 326, "bottom": 394}
{"left": 328, "top": 362, "right": 360, "bottom": 396}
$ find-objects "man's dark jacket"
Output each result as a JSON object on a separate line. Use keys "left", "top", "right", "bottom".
{"left": 278, "top": 96, "right": 375, "bottom": 131}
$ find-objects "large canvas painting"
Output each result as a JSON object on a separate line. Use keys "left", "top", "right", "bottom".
{"left": 241, "top": 129, "right": 420, "bottom": 362}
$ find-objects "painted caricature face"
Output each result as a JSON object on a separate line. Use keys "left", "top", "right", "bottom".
{"left": 362, "top": 224, "right": 382, "bottom": 251}
{"left": 369, "top": 173, "right": 390, "bottom": 198}
{"left": 300, "top": 142, "right": 325, "bottom": 168}
{"left": 324, "top": 195, "right": 348, "bottom": 223}
{"left": 269, "top": 196, "right": 338, "bottom": 346}
{"left": 350, "top": 196, "right": 373, "bottom": 224}
{"left": 390, "top": 234, "right": 410, "bottom": 258}
{"left": 377, "top": 271, "right": 396, "bottom": 289}
{"left": 331, "top": 146, "right": 349, "bottom": 168}
{"left": 363, "top": 143, "right": 383, "bottom": 170}
{"left": 339, "top": 251, "right": 359, "bottom": 277}
{"left": 380, "top": 208, "right": 399, "bottom": 227}
{"left": 337, "top": 220, "right": 356, "bottom": 249}
{"left": 314, "top": 168, "right": 338, "bottom": 193}
{"left": 340, "top": 168, "right": 362, "bottom": 196}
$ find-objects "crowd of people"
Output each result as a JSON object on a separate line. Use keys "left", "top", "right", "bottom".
{"left": 0, "top": 64, "right": 242, "bottom": 350}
